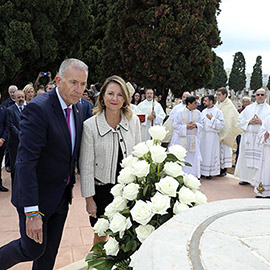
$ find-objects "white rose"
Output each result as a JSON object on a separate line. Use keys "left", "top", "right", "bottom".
{"left": 109, "top": 213, "right": 132, "bottom": 238}
{"left": 129, "top": 251, "right": 138, "bottom": 267}
{"left": 149, "top": 125, "right": 168, "bottom": 141}
{"left": 173, "top": 201, "right": 189, "bottom": 215}
{"left": 104, "top": 203, "right": 117, "bottom": 219}
{"left": 93, "top": 218, "right": 110, "bottom": 237}
{"left": 164, "top": 162, "right": 184, "bottom": 178}
{"left": 132, "top": 142, "right": 149, "bottom": 158}
{"left": 117, "top": 167, "right": 136, "bottom": 184}
{"left": 111, "top": 196, "right": 127, "bottom": 212}
{"left": 169, "top": 144, "right": 187, "bottom": 161}
{"left": 130, "top": 200, "right": 154, "bottom": 226}
{"left": 146, "top": 139, "right": 154, "bottom": 149}
{"left": 150, "top": 192, "right": 171, "bottom": 215}
{"left": 184, "top": 174, "right": 201, "bottom": 190}
{"left": 155, "top": 176, "right": 179, "bottom": 197}
{"left": 149, "top": 145, "right": 167, "bottom": 163}
{"left": 123, "top": 183, "right": 140, "bottom": 201}
{"left": 132, "top": 160, "right": 150, "bottom": 178}
{"left": 110, "top": 184, "right": 124, "bottom": 197}
{"left": 104, "top": 237, "right": 119, "bottom": 256}
{"left": 121, "top": 155, "right": 138, "bottom": 168}
{"left": 135, "top": 224, "right": 155, "bottom": 243}
{"left": 194, "top": 190, "right": 207, "bottom": 205}
{"left": 178, "top": 186, "right": 196, "bottom": 205}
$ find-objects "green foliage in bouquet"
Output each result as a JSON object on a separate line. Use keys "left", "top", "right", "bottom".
{"left": 86, "top": 126, "right": 207, "bottom": 269}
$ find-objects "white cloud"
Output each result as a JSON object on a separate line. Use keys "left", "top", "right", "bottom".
{"left": 214, "top": 0, "right": 270, "bottom": 73}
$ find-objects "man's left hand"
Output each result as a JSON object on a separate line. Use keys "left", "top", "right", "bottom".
{"left": 254, "top": 118, "right": 262, "bottom": 125}
{"left": 26, "top": 215, "right": 43, "bottom": 244}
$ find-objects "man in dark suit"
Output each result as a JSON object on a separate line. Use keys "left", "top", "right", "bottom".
{"left": 2, "top": 85, "right": 17, "bottom": 173}
{"left": 80, "top": 94, "right": 92, "bottom": 121}
{"left": 1, "top": 85, "right": 17, "bottom": 108}
{"left": 0, "top": 58, "right": 88, "bottom": 270}
{"left": 7, "top": 90, "right": 25, "bottom": 183}
{"left": 0, "top": 104, "right": 9, "bottom": 192}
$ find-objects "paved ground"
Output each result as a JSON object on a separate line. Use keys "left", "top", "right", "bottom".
{"left": 0, "top": 169, "right": 256, "bottom": 269}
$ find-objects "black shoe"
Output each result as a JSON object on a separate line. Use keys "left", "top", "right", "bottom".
{"left": 0, "top": 185, "right": 9, "bottom": 192}
{"left": 206, "top": 176, "right": 212, "bottom": 180}
{"left": 239, "top": 181, "right": 250, "bottom": 186}
{"left": 5, "top": 166, "right": 11, "bottom": 173}
{"left": 255, "top": 195, "right": 270, "bottom": 198}
{"left": 219, "top": 168, "right": 227, "bottom": 177}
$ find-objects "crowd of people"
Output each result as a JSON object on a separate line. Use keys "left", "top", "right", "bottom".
{"left": 0, "top": 57, "right": 269, "bottom": 269}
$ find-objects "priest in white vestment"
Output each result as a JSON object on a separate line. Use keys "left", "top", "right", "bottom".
{"left": 235, "top": 88, "right": 270, "bottom": 186}
{"left": 200, "top": 95, "right": 225, "bottom": 179}
{"left": 254, "top": 115, "right": 270, "bottom": 198}
{"left": 137, "top": 89, "right": 166, "bottom": 141}
{"left": 169, "top": 91, "right": 191, "bottom": 122}
{"left": 216, "top": 88, "right": 242, "bottom": 176}
{"left": 169, "top": 96, "right": 202, "bottom": 178}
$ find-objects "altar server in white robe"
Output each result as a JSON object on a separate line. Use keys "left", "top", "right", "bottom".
{"left": 169, "top": 96, "right": 202, "bottom": 178}
{"left": 216, "top": 88, "right": 242, "bottom": 176}
{"left": 138, "top": 88, "right": 166, "bottom": 141}
{"left": 162, "top": 91, "right": 191, "bottom": 143}
{"left": 254, "top": 115, "right": 270, "bottom": 198}
{"left": 200, "top": 95, "right": 225, "bottom": 179}
{"left": 127, "top": 82, "right": 141, "bottom": 114}
{"left": 235, "top": 88, "right": 270, "bottom": 186}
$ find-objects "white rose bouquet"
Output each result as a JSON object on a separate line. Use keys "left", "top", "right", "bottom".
{"left": 86, "top": 125, "right": 207, "bottom": 270}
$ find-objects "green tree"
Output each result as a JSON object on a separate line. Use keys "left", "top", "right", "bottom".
{"left": 250, "top": 55, "right": 262, "bottom": 91}
{"left": 228, "top": 51, "right": 246, "bottom": 92}
{"left": 267, "top": 75, "right": 270, "bottom": 90}
{"left": 82, "top": 0, "right": 109, "bottom": 83}
{"left": 102, "top": 0, "right": 222, "bottom": 105}
{"left": 207, "top": 56, "right": 227, "bottom": 89}
{"left": 0, "top": 0, "right": 95, "bottom": 95}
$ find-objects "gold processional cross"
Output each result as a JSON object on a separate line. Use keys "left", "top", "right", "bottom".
{"left": 256, "top": 183, "right": 265, "bottom": 194}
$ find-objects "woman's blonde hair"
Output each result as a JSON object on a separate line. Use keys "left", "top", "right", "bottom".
{"left": 22, "top": 83, "right": 35, "bottom": 101}
{"left": 93, "top": 75, "right": 132, "bottom": 120}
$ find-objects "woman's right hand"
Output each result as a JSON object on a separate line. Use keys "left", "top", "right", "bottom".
{"left": 85, "top": 197, "right": 97, "bottom": 218}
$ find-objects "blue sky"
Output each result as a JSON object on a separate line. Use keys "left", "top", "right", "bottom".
{"left": 214, "top": 0, "right": 270, "bottom": 74}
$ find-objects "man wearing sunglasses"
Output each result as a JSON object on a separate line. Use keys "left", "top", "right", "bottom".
{"left": 235, "top": 88, "right": 270, "bottom": 187}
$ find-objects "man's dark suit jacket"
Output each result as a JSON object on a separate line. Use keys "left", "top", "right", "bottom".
{"left": 0, "top": 105, "right": 9, "bottom": 141}
{"left": 2, "top": 97, "right": 15, "bottom": 108}
{"left": 7, "top": 104, "right": 21, "bottom": 170}
{"left": 7, "top": 104, "right": 20, "bottom": 148}
{"left": 11, "top": 89, "right": 84, "bottom": 215}
{"left": 81, "top": 98, "right": 92, "bottom": 121}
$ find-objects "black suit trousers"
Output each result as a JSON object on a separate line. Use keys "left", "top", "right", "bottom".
{"left": 0, "top": 144, "right": 6, "bottom": 184}
{"left": 0, "top": 188, "right": 69, "bottom": 270}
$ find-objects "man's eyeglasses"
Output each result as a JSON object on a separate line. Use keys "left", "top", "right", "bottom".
{"left": 256, "top": 94, "right": 265, "bottom": 96}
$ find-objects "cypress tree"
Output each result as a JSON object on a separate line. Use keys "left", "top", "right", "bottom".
{"left": 102, "top": 0, "right": 222, "bottom": 102}
{"left": 267, "top": 75, "right": 270, "bottom": 90}
{"left": 0, "top": 0, "right": 95, "bottom": 93}
{"left": 207, "top": 56, "right": 227, "bottom": 90}
{"left": 250, "top": 56, "right": 262, "bottom": 91}
{"left": 228, "top": 52, "right": 246, "bottom": 92}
